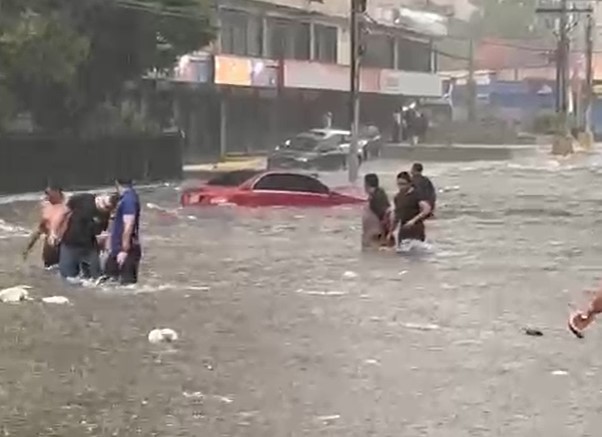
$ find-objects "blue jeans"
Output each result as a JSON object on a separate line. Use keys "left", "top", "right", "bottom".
{"left": 59, "top": 244, "right": 101, "bottom": 279}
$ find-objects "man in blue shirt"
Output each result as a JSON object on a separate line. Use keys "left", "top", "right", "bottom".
{"left": 105, "top": 178, "right": 141, "bottom": 284}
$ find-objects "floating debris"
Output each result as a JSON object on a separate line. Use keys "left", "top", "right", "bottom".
{"left": 188, "top": 286, "right": 210, "bottom": 292}
{"left": 316, "top": 414, "right": 341, "bottom": 422}
{"left": 342, "top": 271, "right": 358, "bottom": 279}
{"left": 403, "top": 322, "right": 440, "bottom": 331}
{"left": 296, "top": 289, "right": 347, "bottom": 297}
{"left": 364, "top": 359, "right": 380, "bottom": 365}
{"left": 524, "top": 328, "right": 543, "bottom": 337}
{"left": 42, "top": 296, "right": 70, "bottom": 305}
{"left": 214, "top": 395, "right": 234, "bottom": 404}
{"left": 551, "top": 370, "right": 568, "bottom": 376}
{"left": 148, "top": 328, "right": 179, "bottom": 344}
{"left": 0, "top": 285, "right": 32, "bottom": 303}
{"left": 183, "top": 391, "right": 205, "bottom": 399}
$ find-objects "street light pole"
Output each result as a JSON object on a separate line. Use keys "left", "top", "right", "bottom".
{"left": 348, "top": 0, "right": 361, "bottom": 183}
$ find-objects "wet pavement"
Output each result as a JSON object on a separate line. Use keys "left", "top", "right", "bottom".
{"left": 1, "top": 152, "right": 602, "bottom": 435}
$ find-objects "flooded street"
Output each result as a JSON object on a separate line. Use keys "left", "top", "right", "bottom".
{"left": 1, "top": 153, "right": 602, "bottom": 436}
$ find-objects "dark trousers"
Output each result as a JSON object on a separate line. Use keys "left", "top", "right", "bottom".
{"left": 104, "top": 246, "right": 142, "bottom": 285}
{"left": 398, "top": 222, "right": 426, "bottom": 242}
{"left": 42, "top": 241, "right": 60, "bottom": 268}
{"left": 59, "top": 244, "right": 101, "bottom": 279}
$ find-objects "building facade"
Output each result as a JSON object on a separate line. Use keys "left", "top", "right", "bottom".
{"left": 171, "top": 0, "right": 447, "bottom": 160}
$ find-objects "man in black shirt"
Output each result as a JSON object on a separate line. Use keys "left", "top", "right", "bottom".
{"left": 53, "top": 193, "right": 118, "bottom": 280}
{"left": 411, "top": 162, "right": 436, "bottom": 216}
{"left": 390, "top": 171, "right": 432, "bottom": 243}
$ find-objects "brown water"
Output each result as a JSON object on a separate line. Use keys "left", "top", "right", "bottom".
{"left": 0, "top": 154, "right": 602, "bottom": 436}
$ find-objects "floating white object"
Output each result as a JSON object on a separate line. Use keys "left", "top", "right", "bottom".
{"left": 148, "top": 328, "right": 179, "bottom": 344}
{"left": 403, "top": 322, "right": 440, "bottom": 331}
{"left": 551, "top": 370, "right": 568, "bottom": 376}
{"left": 42, "top": 296, "right": 70, "bottom": 305}
{"left": 342, "top": 271, "right": 358, "bottom": 279}
{"left": 0, "top": 285, "right": 32, "bottom": 303}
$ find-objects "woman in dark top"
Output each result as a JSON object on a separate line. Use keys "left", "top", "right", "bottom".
{"left": 390, "top": 171, "right": 432, "bottom": 243}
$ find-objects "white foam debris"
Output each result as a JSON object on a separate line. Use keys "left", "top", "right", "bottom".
{"left": 316, "top": 414, "right": 341, "bottom": 422}
{"left": 183, "top": 391, "right": 205, "bottom": 399}
{"left": 403, "top": 322, "right": 440, "bottom": 331}
{"left": 0, "top": 285, "right": 32, "bottom": 303}
{"left": 296, "top": 289, "right": 347, "bottom": 297}
{"left": 188, "top": 286, "right": 210, "bottom": 291}
{"left": 551, "top": 370, "right": 569, "bottom": 376}
{"left": 42, "top": 296, "right": 70, "bottom": 305}
{"left": 342, "top": 271, "right": 358, "bottom": 279}
{"left": 148, "top": 328, "right": 179, "bottom": 344}
{"left": 214, "top": 395, "right": 234, "bottom": 404}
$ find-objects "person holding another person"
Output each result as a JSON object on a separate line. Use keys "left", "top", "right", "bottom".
{"left": 104, "top": 178, "right": 142, "bottom": 285}
{"left": 389, "top": 171, "right": 432, "bottom": 244}
{"left": 52, "top": 192, "right": 118, "bottom": 280}
{"left": 22, "top": 185, "right": 67, "bottom": 268}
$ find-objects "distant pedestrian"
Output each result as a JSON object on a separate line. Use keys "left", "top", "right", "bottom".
{"left": 104, "top": 178, "right": 142, "bottom": 285}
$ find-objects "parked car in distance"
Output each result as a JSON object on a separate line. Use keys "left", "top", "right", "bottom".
{"left": 180, "top": 171, "right": 366, "bottom": 207}
{"left": 268, "top": 129, "right": 362, "bottom": 171}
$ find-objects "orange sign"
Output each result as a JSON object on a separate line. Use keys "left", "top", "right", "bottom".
{"left": 214, "top": 55, "right": 251, "bottom": 86}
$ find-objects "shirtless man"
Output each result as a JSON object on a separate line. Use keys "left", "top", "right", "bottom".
{"left": 23, "top": 185, "right": 67, "bottom": 268}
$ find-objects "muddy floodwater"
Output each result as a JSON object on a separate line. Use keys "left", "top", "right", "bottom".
{"left": 1, "top": 153, "right": 602, "bottom": 436}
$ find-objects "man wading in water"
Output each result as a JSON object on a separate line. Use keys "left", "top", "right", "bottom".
{"left": 410, "top": 162, "right": 436, "bottom": 216}
{"left": 53, "top": 193, "right": 118, "bottom": 280}
{"left": 362, "top": 173, "right": 394, "bottom": 248}
{"left": 23, "top": 185, "right": 67, "bottom": 268}
{"left": 389, "top": 171, "right": 431, "bottom": 244}
{"left": 104, "top": 178, "right": 142, "bottom": 285}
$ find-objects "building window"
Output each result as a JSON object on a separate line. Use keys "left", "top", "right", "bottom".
{"left": 267, "top": 18, "right": 310, "bottom": 60}
{"left": 314, "top": 24, "right": 337, "bottom": 63}
{"left": 396, "top": 37, "right": 431, "bottom": 72}
{"left": 220, "top": 9, "right": 262, "bottom": 57}
{"left": 362, "top": 34, "right": 394, "bottom": 69}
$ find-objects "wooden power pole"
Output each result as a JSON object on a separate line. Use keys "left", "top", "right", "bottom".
{"left": 536, "top": 1, "right": 592, "bottom": 154}
{"left": 348, "top": 0, "right": 364, "bottom": 183}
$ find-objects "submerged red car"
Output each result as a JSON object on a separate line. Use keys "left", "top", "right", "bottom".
{"left": 181, "top": 170, "right": 365, "bottom": 207}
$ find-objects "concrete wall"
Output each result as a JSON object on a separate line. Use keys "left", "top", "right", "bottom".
{"left": 0, "top": 134, "right": 183, "bottom": 195}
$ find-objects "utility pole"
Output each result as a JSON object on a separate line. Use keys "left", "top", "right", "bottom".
{"left": 558, "top": 0, "right": 569, "bottom": 127}
{"left": 467, "top": 38, "right": 476, "bottom": 122}
{"left": 584, "top": 12, "right": 594, "bottom": 140}
{"left": 536, "top": 1, "right": 592, "bottom": 154}
{"left": 348, "top": 0, "right": 363, "bottom": 183}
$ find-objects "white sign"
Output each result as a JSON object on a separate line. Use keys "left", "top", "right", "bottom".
{"left": 379, "top": 70, "right": 442, "bottom": 97}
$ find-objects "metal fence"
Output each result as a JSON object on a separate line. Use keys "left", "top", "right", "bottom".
{"left": 0, "top": 133, "right": 183, "bottom": 194}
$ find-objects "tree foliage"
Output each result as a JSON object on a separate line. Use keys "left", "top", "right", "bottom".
{"left": 0, "top": 0, "right": 214, "bottom": 133}
{"left": 469, "top": 0, "right": 541, "bottom": 39}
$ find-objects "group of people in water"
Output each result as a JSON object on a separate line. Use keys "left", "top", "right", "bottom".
{"left": 362, "top": 162, "right": 436, "bottom": 249}
{"left": 22, "top": 179, "right": 142, "bottom": 285}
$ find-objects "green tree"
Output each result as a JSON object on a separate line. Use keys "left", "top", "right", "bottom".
{"left": 469, "top": 0, "right": 541, "bottom": 38}
{"left": 0, "top": 0, "right": 214, "bottom": 133}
